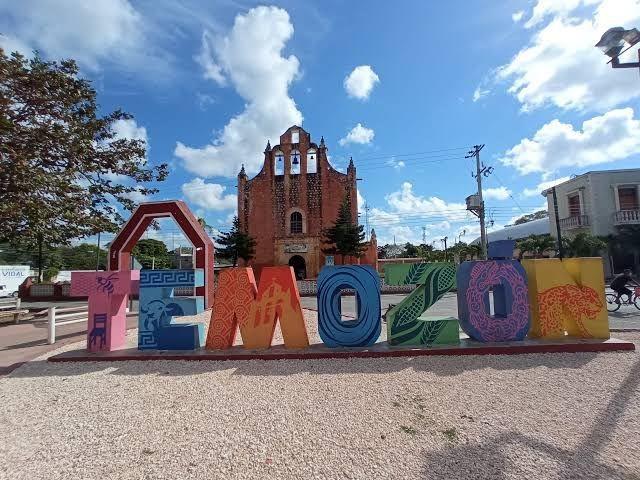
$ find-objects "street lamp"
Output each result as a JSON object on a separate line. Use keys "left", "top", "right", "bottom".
{"left": 595, "top": 27, "right": 640, "bottom": 69}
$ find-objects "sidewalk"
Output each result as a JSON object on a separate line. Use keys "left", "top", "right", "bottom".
{"left": 0, "top": 314, "right": 138, "bottom": 375}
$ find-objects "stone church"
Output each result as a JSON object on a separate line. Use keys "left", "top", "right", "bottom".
{"left": 237, "top": 126, "right": 377, "bottom": 279}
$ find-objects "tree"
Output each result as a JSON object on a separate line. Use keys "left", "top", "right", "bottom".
{"left": 0, "top": 50, "right": 168, "bottom": 281}
{"left": 197, "top": 217, "right": 214, "bottom": 236}
{"left": 513, "top": 210, "right": 548, "bottom": 225}
{"left": 403, "top": 242, "right": 419, "bottom": 258}
{"left": 216, "top": 216, "right": 256, "bottom": 266}
{"left": 322, "top": 194, "right": 368, "bottom": 262}
{"left": 516, "top": 234, "right": 556, "bottom": 258}
{"left": 563, "top": 233, "right": 607, "bottom": 258}
{"left": 132, "top": 239, "right": 172, "bottom": 269}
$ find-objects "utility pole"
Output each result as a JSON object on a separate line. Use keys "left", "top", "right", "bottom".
{"left": 465, "top": 144, "right": 492, "bottom": 259}
{"left": 441, "top": 236, "right": 448, "bottom": 262}
{"left": 551, "top": 187, "right": 565, "bottom": 259}
{"left": 364, "top": 202, "right": 371, "bottom": 241}
{"left": 95, "top": 232, "right": 101, "bottom": 271}
{"left": 422, "top": 226, "right": 427, "bottom": 244}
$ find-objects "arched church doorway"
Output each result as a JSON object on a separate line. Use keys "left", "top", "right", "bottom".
{"left": 288, "top": 255, "right": 307, "bottom": 280}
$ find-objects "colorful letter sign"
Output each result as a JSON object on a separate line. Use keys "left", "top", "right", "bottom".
{"left": 138, "top": 269, "right": 205, "bottom": 350}
{"left": 71, "top": 270, "right": 139, "bottom": 352}
{"left": 206, "top": 266, "right": 309, "bottom": 350}
{"left": 457, "top": 260, "right": 530, "bottom": 342}
{"left": 384, "top": 263, "right": 457, "bottom": 346}
{"left": 317, "top": 265, "right": 381, "bottom": 347}
{"left": 522, "top": 258, "right": 608, "bottom": 339}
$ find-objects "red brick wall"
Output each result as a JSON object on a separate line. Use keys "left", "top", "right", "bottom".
{"left": 238, "top": 126, "right": 360, "bottom": 278}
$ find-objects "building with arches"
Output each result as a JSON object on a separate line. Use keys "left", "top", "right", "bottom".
{"left": 237, "top": 126, "right": 377, "bottom": 279}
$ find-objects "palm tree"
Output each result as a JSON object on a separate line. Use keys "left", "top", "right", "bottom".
{"left": 516, "top": 234, "right": 556, "bottom": 259}
{"left": 563, "top": 233, "right": 607, "bottom": 258}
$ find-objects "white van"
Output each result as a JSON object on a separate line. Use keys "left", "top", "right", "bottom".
{"left": 0, "top": 284, "right": 18, "bottom": 298}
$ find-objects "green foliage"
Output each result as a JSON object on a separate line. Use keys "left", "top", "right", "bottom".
{"left": 216, "top": 216, "right": 256, "bottom": 267}
{"left": 563, "top": 233, "right": 607, "bottom": 258}
{"left": 403, "top": 242, "right": 419, "bottom": 258}
{"left": 132, "top": 239, "right": 172, "bottom": 269}
{"left": 322, "top": 194, "right": 368, "bottom": 260}
{"left": 513, "top": 210, "right": 548, "bottom": 225}
{"left": 0, "top": 50, "right": 168, "bottom": 278}
{"left": 441, "top": 427, "right": 459, "bottom": 442}
{"left": 516, "top": 234, "right": 556, "bottom": 258}
{"left": 43, "top": 267, "right": 59, "bottom": 282}
{"left": 400, "top": 425, "right": 417, "bottom": 436}
{"left": 608, "top": 225, "right": 640, "bottom": 252}
{"left": 0, "top": 242, "right": 107, "bottom": 270}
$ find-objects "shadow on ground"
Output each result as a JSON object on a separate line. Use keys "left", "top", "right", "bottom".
{"left": 420, "top": 358, "right": 640, "bottom": 480}
{"left": 6, "top": 348, "right": 616, "bottom": 379}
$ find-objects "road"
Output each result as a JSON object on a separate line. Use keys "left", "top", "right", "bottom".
{"left": 1, "top": 293, "right": 638, "bottom": 375}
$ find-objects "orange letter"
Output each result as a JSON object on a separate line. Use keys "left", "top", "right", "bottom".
{"left": 206, "top": 266, "right": 309, "bottom": 350}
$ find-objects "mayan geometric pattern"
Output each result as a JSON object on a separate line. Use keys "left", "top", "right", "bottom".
{"left": 523, "top": 258, "right": 609, "bottom": 339}
{"left": 70, "top": 270, "right": 140, "bottom": 352}
{"left": 414, "top": 315, "right": 460, "bottom": 345}
{"left": 243, "top": 266, "right": 309, "bottom": 350}
{"left": 205, "top": 268, "right": 258, "bottom": 350}
{"left": 138, "top": 269, "right": 205, "bottom": 350}
{"left": 317, "top": 266, "right": 381, "bottom": 347}
{"left": 457, "top": 260, "right": 530, "bottom": 342}
{"left": 385, "top": 263, "right": 457, "bottom": 346}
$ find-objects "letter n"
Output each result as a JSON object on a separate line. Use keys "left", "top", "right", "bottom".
{"left": 522, "top": 258, "right": 608, "bottom": 339}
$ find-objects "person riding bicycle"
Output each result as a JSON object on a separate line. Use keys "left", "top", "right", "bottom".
{"left": 610, "top": 268, "right": 640, "bottom": 304}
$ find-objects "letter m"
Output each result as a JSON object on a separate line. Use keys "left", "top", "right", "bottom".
{"left": 206, "top": 266, "right": 309, "bottom": 350}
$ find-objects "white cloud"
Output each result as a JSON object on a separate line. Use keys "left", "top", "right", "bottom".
{"left": 385, "top": 182, "right": 469, "bottom": 214}
{"left": 102, "top": 119, "right": 148, "bottom": 183}
{"left": 386, "top": 157, "right": 405, "bottom": 169}
{"left": 196, "top": 92, "right": 216, "bottom": 111}
{"left": 524, "top": 0, "right": 598, "bottom": 29}
{"left": 428, "top": 221, "right": 451, "bottom": 231}
{"left": 357, "top": 189, "right": 365, "bottom": 213}
{"left": 483, "top": 186, "right": 512, "bottom": 201}
{"left": 112, "top": 118, "right": 148, "bottom": 143}
{"left": 500, "top": 108, "right": 640, "bottom": 175}
{"left": 344, "top": 65, "right": 380, "bottom": 100}
{"left": 473, "top": 86, "right": 490, "bottom": 102}
{"left": 368, "top": 182, "right": 475, "bottom": 245}
{"left": 0, "top": 0, "right": 152, "bottom": 71}
{"left": 339, "top": 123, "right": 375, "bottom": 146}
{"left": 498, "top": 0, "right": 640, "bottom": 112}
{"left": 181, "top": 178, "right": 237, "bottom": 211}
{"left": 175, "top": 6, "right": 303, "bottom": 178}
{"left": 195, "top": 31, "right": 227, "bottom": 85}
{"left": 123, "top": 188, "right": 148, "bottom": 204}
{"left": 522, "top": 176, "right": 571, "bottom": 197}
{"left": 512, "top": 10, "right": 525, "bottom": 22}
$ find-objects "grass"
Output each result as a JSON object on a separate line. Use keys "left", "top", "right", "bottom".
{"left": 400, "top": 425, "right": 418, "bottom": 436}
{"left": 441, "top": 427, "right": 458, "bottom": 442}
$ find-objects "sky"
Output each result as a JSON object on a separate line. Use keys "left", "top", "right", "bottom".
{"left": 2, "top": 0, "right": 640, "bottom": 250}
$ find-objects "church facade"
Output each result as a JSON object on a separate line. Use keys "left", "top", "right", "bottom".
{"left": 237, "top": 126, "right": 377, "bottom": 279}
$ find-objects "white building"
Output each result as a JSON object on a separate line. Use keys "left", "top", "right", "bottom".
{"left": 542, "top": 168, "right": 640, "bottom": 275}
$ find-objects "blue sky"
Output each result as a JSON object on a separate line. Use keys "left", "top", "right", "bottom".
{"left": 2, "top": 0, "right": 640, "bottom": 249}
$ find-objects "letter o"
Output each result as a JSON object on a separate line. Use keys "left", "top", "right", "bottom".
{"left": 317, "top": 265, "right": 381, "bottom": 347}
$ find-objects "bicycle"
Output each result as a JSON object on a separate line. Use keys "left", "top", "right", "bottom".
{"left": 606, "top": 287, "right": 640, "bottom": 312}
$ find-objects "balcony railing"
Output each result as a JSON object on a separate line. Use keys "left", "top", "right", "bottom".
{"left": 614, "top": 209, "right": 640, "bottom": 225}
{"left": 559, "top": 214, "right": 590, "bottom": 230}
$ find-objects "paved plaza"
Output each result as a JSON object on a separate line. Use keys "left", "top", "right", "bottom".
{"left": 0, "top": 312, "right": 638, "bottom": 480}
